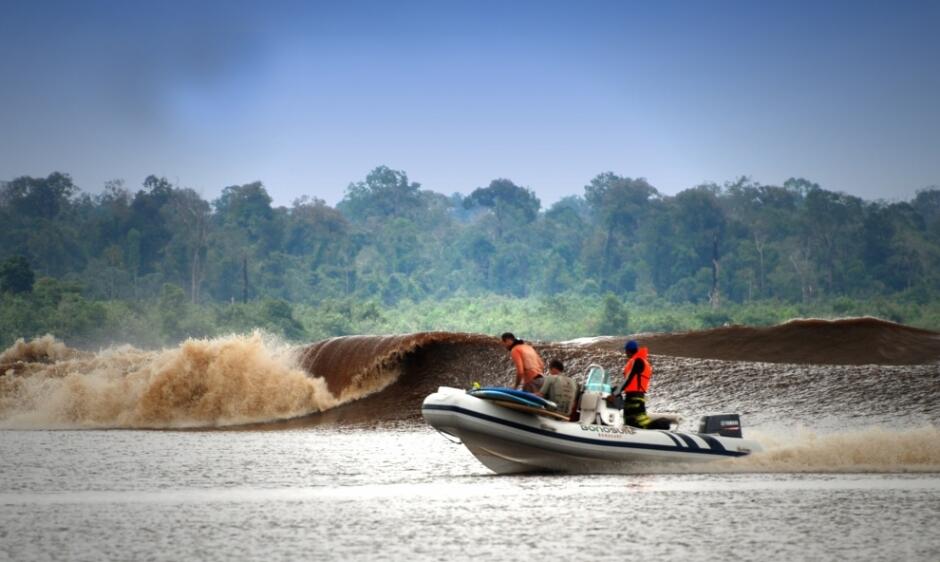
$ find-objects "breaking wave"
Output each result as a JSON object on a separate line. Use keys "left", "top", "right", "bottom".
{"left": 296, "top": 332, "right": 504, "bottom": 425}
{"left": 0, "top": 333, "right": 342, "bottom": 429}
{"left": 0, "top": 331, "right": 503, "bottom": 430}
{"left": 0, "top": 334, "right": 86, "bottom": 365}
{"left": 1, "top": 317, "right": 938, "bottom": 446}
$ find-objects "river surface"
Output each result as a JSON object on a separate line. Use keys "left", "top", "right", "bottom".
{"left": 2, "top": 427, "right": 939, "bottom": 562}
{"left": 3, "top": 326, "right": 939, "bottom": 560}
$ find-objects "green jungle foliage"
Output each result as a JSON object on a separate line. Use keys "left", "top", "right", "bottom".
{"left": 2, "top": 167, "right": 939, "bottom": 348}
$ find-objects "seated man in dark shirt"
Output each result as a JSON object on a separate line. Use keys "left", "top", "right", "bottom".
{"left": 536, "top": 359, "right": 579, "bottom": 418}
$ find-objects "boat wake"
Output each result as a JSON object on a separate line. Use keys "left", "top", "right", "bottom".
{"left": 734, "top": 425, "right": 940, "bottom": 473}
{"left": 604, "top": 426, "right": 940, "bottom": 475}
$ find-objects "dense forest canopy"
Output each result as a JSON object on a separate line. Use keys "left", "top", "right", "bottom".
{"left": 2, "top": 167, "right": 939, "bottom": 346}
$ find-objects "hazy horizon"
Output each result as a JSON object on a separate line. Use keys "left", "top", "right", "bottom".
{"left": 2, "top": 0, "right": 938, "bottom": 207}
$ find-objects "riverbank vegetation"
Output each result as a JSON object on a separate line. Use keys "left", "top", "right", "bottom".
{"left": 2, "top": 167, "right": 939, "bottom": 347}
{"left": 3, "top": 282, "right": 939, "bottom": 349}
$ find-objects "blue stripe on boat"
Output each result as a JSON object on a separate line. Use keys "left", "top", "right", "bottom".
{"left": 674, "top": 433, "right": 700, "bottom": 449}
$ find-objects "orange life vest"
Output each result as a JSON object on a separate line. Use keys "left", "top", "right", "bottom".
{"left": 622, "top": 347, "right": 652, "bottom": 394}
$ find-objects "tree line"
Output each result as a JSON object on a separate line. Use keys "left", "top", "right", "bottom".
{"left": 1, "top": 166, "right": 939, "bottom": 346}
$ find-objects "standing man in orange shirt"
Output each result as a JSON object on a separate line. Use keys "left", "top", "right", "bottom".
{"left": 500, "top": 332, "right": 545, "bottom": 393}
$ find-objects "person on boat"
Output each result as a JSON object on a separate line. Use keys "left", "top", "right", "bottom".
{"left": 611, "top": 339, "right": 663, "bottom": 429}
{"left": 537, "top": 359, "right": 579, "bottom": 418}
{"left": 500, "top": 332, "right": 545, "bottom": 393}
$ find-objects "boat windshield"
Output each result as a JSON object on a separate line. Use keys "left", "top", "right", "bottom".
{"left": 583, "top": 365, "right": 611, "bottom": 393}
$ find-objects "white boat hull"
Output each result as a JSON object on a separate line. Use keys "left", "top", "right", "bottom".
{"left": 422, "top": 387, "right": 762, "bottom": 474}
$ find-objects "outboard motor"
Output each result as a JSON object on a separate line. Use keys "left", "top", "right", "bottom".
{"left": 699, "top": 413, "right": 743, "bottom": 438}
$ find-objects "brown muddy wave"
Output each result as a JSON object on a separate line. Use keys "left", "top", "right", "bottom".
{"left": 291, "top": 324, "right": 940, "bottom": 471}
{"left": 2, "top": 318, "right": 938, "bottom": 432}
{"left": 0, "top": 333, "right": 342, "bottom": 429}
{"left": 294, "top": 320, "right": 940, "bottom": 427}
{"left": 619, "top": 316, "right": 940, "bottom": 365}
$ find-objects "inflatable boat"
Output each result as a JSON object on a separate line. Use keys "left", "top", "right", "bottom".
{"left": 422, "top": 365, "right": 763, "bottom": 474}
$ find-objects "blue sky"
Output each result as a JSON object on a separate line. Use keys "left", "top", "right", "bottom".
{"left": 1, "top": 0, "right": 938, "bottom": 207}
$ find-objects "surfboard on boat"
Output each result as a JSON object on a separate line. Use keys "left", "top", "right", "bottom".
{"left": 468, "top": 388, "right": 544, "bottom": 408}
{"left": 469, "top": 387, "right": 556, "bottom": 409}
{"left": 467, "top": 388, "right": 570, "bottom": 420}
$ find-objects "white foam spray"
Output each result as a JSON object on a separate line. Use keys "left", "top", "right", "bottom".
{"left": 0, "top": 333, "right": 348, "bottom": 429}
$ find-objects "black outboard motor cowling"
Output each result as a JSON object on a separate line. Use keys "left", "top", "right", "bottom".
{"left": 699, "top": 414, "right": 743, "bottom": 438}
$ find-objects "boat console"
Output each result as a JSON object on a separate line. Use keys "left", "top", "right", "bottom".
{"left": 578, "top": 364, "right": 624, "bottom": 427}
{"left": 578, "top": 364, "right": 680, "bottom": 430}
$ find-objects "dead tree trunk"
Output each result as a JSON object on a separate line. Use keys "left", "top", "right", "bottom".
{"left": 754, "top": 232, "right": 766, "bottom": 297}
{"left": 190, "top": 248, "right": 200, "bottom": 304}
{"left": 709, "top": 233, "right": 721, "bottom": 309}
{"left": 242, "top": 255, "right": 248, "bottom": 303}
{"left": 789, "top": 245, "right": 813, "bottom": 303}
{"left": 600, "top": 227, "right": 613, "bottom": 290}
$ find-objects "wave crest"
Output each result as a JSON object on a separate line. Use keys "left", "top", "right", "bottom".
{"left": 583, "top": 317, "right": 940, "bottom": 365}
{"left": 0, "top": 333, "right": 340, "bottom": 429}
